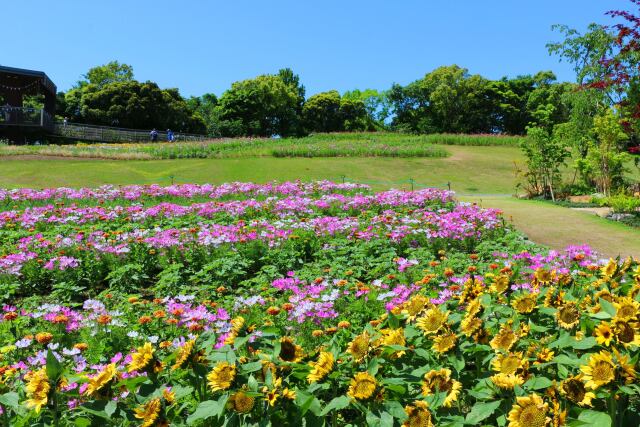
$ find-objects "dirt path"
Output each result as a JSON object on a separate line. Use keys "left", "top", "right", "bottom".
{"left": 460, "top": 195, "right": 640, "bottom": 258}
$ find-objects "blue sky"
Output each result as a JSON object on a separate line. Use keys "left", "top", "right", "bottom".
{"left": 2, "top": 0, "right": 628, "bottom": 97}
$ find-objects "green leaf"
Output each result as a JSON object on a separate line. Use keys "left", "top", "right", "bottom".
{"left": 465, "top": 400, "right": 501, "bottom": 424}
{"left": 599, "top": 298, "right": 617, "bottom": 317}
{"left": 575, "top": 410, "right": 612, "bottom": 427}
{"left": 572, "top": 337, "right": 597, "bottom": 350}
{"left": 320, "top": 395, "right": 351, "bottom": 416}
{"left": 74, "top": 418, "right": 92, "bottom": 427}
{"left": 104, "top": 400, "right": 117, "bottom": 418}
{"left": 295, "top": 390, "right": 322, "bottom": 416}
{"left": 46, "top": 350, "right": 63, "bottom": 381}
{"left": 524, "top": 376, "right": 553, "bottom": 390}
{"left": 0, "top": 392, "right": 19, "bottom": 409}
{"left": 186, "top": 397, "right": 228, "bottom": 425}
{"left": 239, "top": 361, "right": 263, "bottom": 374}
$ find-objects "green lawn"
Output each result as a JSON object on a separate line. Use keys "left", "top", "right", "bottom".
{"left": 0, "top": 146, "right": 523, "bottom": 193}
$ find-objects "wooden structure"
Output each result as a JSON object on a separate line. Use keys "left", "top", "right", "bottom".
{"left": 0, "top": 65, "right": 57, "bottom": 143}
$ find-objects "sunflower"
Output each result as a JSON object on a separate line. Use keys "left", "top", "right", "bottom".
{"left": 279, "top": 337, "right": 304, "bottom": 363}
{"left": 380, "top": 328, "right": 406, "bottom": 358}
{"left": 559, "top": 375, "right": 594, "bottom": 407}
{"left": 227, "top": 390, "right": 255, "bottom": 413}
{"left": 534, "top": 268, "right": 555, "bottom": 285}
{"left": 432, "top": 331, "right": 457, "bottom": 354}
{"left": 580, "top": 351, "right": 615, "bottom": 390}
{"left": 490, "top": 324, "right": 518, "bottom": 352}
{"left": 543, "top": 287, "right": 565, "bottom": 308}
{"left": 466, "top": 298, "right": 482, "bottom": 318}
{"left": 24, "top": 368, "right": 50, "bottom": 413}
{"left": 556, "top": 302, "right": 580, "bottom": 329}
{"left": 172, "top": 340, "right": 196, "bottom": 370}
{"left": 534, "top": 348, "right": 555, "bottom": 365}
{"left": 207, "top": 362, "right": 236, "bottom": 392}
{"left": 134, "top": 398, "right": 161, "bottom": 427}
{"left": 490, "top": 274, "right": 510, "bottom": 294}
{"left": 416, "top": 307, "right": 448, "bottom": 335}
{"left": 507, "top": 393, "right": 549, "bottom": 427}
{"left": 402, "top": 400, "right": 433, "bottom": 427}
{"left": 348, "top": 371, "right": 377, "bottom": 400}
{"left": 264, "top": 388, "right": 279, "bottom": 406}
{"left": 614, "top": 297, "right": 639, "bottom": 321}
{"left": 492, "top": 352, "right": 525, "bottom": 375}
{"left": 512, "top": 294, "right": 537, "bottom": 314}
{"left": 461, "top": 316, "right": 482, "bottom": 337}
{"left": 307, "top": 351, "right": 334, "bottom": 383}
{"left": 85, "top": 363, "right": 118, "bottom": 397}
{"left": 128, "top": 342, "right": 155, "bottom": 373}
{"left": 492, "top": 373, "right": 525, "bottom": 389}
{"left": 422, "top": 369, "right": 461, "bottom": 408}
{"left": 348, "top": 332, "right": 370, "bottom": 362}
{"left": 613, "top": 319, "right": 640, "bottom": 347}
{"left": 600, "top": 258, "right": 618, "bottom": 278}
{"left": 594, "top": 322, "right": 614, "bottom": 346}
{"left": 613, "top": 348, "right": 637, "bottom": 384}
{"left": 400, "top": 295, "right": 431, "bottom": 320}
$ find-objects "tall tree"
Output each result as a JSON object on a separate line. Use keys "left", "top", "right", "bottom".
{"left": 79, "top": 61, "right": 135, "bottom": 88}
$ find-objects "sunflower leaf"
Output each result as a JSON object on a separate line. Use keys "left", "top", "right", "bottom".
{"left": 465, "top": 400, "right": 501, "bottom": 424}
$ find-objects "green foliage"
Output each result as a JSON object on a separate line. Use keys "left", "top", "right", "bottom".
{"left": 216, "top": 74, "right": 300, "bottom": 137}
{"left": 589, "top": 109, "right": 630, "bottom": 196}
{"left": 79, "top": 61, "right": 135, "bottom": 88}
{"left": 62, "top": 80, "right": 206, "bottom": 133}
{"left": 519, "top": 126, "right": 571, "bottom": 200}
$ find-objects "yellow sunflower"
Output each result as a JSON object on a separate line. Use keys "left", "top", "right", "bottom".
{"left": 600, "top": 258, "right": 618, "bottom": 278}
{"left": 421, "top": 369, "right": 461, "bottom": 408}
{"left": 279, "top": 337, "right": 304, "bottom": 363}
{"left": 24, "top": 368, "right": 50, "bottom": 413}
{"left": 402, "top": 400, "right": 433, "bottom": 427}
{"left": 134, "top": 398, "right": 161, "bottom": 427}
{"left": 207, "top": 362, "right": 236, "bottom": 392}
{"left": 534, "top": 268, "right": 555, "bottom": 285}
{"left": 172, "top": 340, "right": 196, "bottom": 370}
{"left": 507, "top": 393, "right": 549, "bottom": 427}
{"left": 461, "top": 316, "right": 482, "bottom": 337}
{"left": 556, "top": 302, "right": 580, "bottom": 329}
{"left": 416, "top": 307, "right": 449, "bottom": 335}
{"left": 348, "top": 371, "right": 377, "bottom": 400}
{"left": 85, "top": 363, "right": 118, "bottom": 397}
{"left": 490, "top": 274, "right": 510, "bottom": 294}
{"left": 490, "top": 352, "right": 526, "bottom": 389}
{"left": 580, "top": 351, "right": 616, "bottom": 390}
{"left": 490, "top": 324, "right": 518, "bottom": 352}
{"left": 348, "top": 331, "right": 370, "bottom": 362}
{"left": 128, "top": 342, "right": 155, "bottom": 373}
{"left": 380, "top": 328, "right": 406, "bottom": 358}
{"left": 614, "top": 297, "right": 639, "bottom": 321}
{"left": 307, "top": 351, "right": 334, "bottom": 383}
{"left": 559, "top": 375, "right": 594, "bottom": 407}
{"left": 466, "top": 298, "right": 482, "bottom": 318}
{"left": 400, "top": 295, "right": 431, "bottom": 321}
{"left": 613, "top": 319, "right": 640, "bottom": 348}
{"left": 512, "top": 293, "right": 537, "bottom": 314}
{"left": 594, "top": 322, "right": 614, "bottom": 347}
{"left": 227, "top": 390, "right": 255, "bottom": 413}
{"left": 432, "top": 331, "right": 457, "bottom": 354}
{"left": 613, "top": 348, "right": 637, "bottom": 384}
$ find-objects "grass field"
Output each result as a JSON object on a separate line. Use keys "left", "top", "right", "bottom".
{"left": 0, "top": 132, "right": 524, "bottom": 160}
{"left": 1, "top": 143, "right": 639, "bottom": 257}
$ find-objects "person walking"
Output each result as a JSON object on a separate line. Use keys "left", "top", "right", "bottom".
{"left": 150, "top": 128, "right": 158, "bottom": 142}
{"left": 167, "top": 129, "right": 174, "bottom": 142}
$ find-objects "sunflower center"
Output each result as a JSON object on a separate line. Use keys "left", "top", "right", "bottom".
{"left": 280, "top": 341, "right": 296, "bottom": 361}
{"left": 618, "top": 305, "right": 635, "bottom": 319}
{"left": 559, "top": 305, "right": 579, "bottom": 323}
{"left": 564, "top": 379, "right": 585, "bottom": 402}
{"left": 519, "top": 404, "right": 547, "bottom": 427}
{"left": 616, "top": 322, "right": 634, "bottom": 343}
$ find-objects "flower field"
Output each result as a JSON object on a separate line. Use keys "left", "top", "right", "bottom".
{"left": 0, "top": 181, "right": 638, "bottom": 426}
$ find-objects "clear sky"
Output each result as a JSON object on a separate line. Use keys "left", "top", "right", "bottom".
{"left": 1, "top": 0, "right": 629, "bottom": 97}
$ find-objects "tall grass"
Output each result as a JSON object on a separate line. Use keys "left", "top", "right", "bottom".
{"left": 0, "top": 132, "right": 524, "bottom": 160}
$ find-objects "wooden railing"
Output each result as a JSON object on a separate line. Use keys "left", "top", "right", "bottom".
{"left": 52, "top": 122, "right": 206, "bottom": 143}
{"left": 0, "top": 107, "right": 54, "bottom": 129}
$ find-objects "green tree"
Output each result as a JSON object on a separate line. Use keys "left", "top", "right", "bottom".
{"left": 302, "top": 90, "right": 343, "bottom": 133}
{"left": 520, "top": 126, "right": 571, "bottom": 200}
{"left": 65, "top": 81, "right": 205, "bottom": 132}
{"left": 216, "top": 74, "right": 300, "bottom": 137}
{"left": 588, "top": 109, "right": 629, "bottom": 196}
{"left": 188, "top": 93, "right": 220, "bottom": 136}
{"left": 342, "top": 89, "right": 391, "bottom": 129}
{"left": 79, "top": 61, "right": 135, "bottom": 88}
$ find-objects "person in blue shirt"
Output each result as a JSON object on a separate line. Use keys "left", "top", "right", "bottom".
{"left": 167, "top": 129, "right": 175, "bottom": 142}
